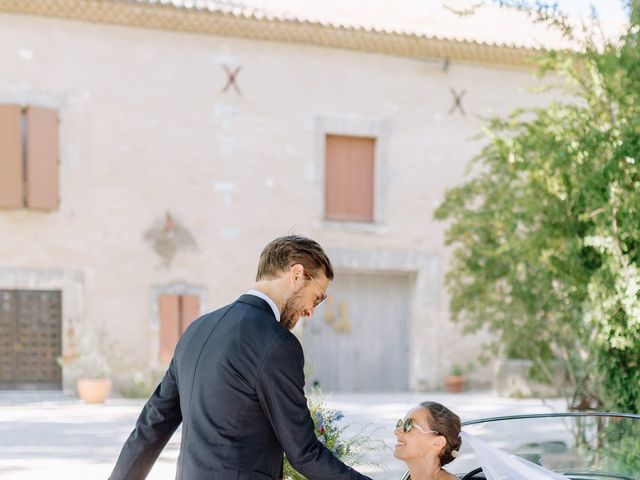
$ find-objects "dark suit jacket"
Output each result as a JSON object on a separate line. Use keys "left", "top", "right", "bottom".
{"left": 110, "top": 294, "right": 372, "bottom": 480}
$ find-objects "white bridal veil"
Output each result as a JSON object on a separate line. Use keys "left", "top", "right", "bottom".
{"left": 460, "top": 431, "right": 570, "bottom": 480}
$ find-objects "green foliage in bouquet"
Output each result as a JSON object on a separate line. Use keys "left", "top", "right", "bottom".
{"left": 283, "top": 389, "right": 383, "bottom": 480}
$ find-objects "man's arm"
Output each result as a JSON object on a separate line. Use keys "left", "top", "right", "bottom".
{"left": 256, "top": 334, "right": 372, "bottom": 480}
{"left": 109, "top": 359, "right": 182, "bottom": 480}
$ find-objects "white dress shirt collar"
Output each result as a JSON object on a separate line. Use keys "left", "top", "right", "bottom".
{"left": 246, "top": 289, "right": 281, "bottom": 322}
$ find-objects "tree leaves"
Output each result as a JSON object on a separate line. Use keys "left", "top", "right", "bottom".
{"left": 436, "top": 2, "right": 640, "bottom": 412}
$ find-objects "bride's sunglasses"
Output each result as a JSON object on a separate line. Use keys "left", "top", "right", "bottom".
{"left": 396, "top": 418, "right": 439, "bottom": 435}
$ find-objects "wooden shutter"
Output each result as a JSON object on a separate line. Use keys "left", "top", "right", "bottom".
{"left": 0, "top": 104, "right": 23, "bottom": 208}
{"left": 179, "top": 295, "right": 200, "bottom": 333}
{"left": 26, "top": 107, "right": 59, "bottom": 210}
{"left": 159, "top": 294, "right": 200, "bottom": 363}
{"left": 325, "top": 135, "right": 375, "bottom": 222}
{"left": 159, "top": 294, "right": 180, "bottom": 364}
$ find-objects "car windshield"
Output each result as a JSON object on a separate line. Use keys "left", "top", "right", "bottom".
{"left": 446, "top": 413, "right": 640, "bottom": 479}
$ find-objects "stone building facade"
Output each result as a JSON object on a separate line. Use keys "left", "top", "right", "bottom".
{"left": 0, "top": 0, "right": 561, "bottom": 391}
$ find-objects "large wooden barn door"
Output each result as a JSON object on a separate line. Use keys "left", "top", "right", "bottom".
{"left": 303, "top": 272, "right": 411, "bottom": 392}
{"left": 0, "top": 290, "right": 62, "bottom": 389}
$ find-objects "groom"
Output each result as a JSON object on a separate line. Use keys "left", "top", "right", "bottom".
{"left": 110, "top": 235, "right": 372, "bottom": 480}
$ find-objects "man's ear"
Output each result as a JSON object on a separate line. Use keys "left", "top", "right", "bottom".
{"left": 289, "top": 263, "right": 304, "bottom": 286}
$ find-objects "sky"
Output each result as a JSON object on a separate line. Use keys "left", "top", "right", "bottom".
{"left": 554, "top": 0, "right": 629, "bottom": 21}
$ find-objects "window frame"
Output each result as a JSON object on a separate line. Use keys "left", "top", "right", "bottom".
{"left": 324, "top": 134, "right": 376, "bottom": 223}
{"left": 0, "top": 103, "right": 60, "bottom": 211}
{"left": 314, "top": 114, "right": 392, "bottom": 232}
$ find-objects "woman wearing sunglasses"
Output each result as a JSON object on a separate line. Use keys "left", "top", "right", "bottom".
{"left": 394, "top": 401, "right": 461, "bottom": 480}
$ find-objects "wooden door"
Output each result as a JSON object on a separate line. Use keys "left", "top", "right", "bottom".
{"left": 303, "top": 272, "right": 411, "bottom": 391}
{"left": 0, "top": 290, "right": 63, "bottom": 389}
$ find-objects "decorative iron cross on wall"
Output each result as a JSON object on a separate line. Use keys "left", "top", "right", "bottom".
{"left": 449, "top": 88, "right": 466, "bottom": 115}
{"left": 221, "top": 65, "right": 242, "bottom": 95}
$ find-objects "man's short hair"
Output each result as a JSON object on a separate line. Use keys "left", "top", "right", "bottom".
{"left": 256, "top": 235, "right": 334, "bottom": 281}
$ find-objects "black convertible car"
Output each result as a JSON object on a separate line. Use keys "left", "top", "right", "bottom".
{"left": 402, "top": 412, "right": 640, "bottom": 480}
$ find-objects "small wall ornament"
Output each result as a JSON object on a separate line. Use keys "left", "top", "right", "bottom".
{"left": 143, "top": 211, "right": 196, "bottom": 267}
{"left": 324, "top": 297, "right": 336, "bottom": 325}
{"left": 323, "top": 298, "right": 352, "bottom": 334}
{"left": 333, "top": 303, "right": 353, "bottom": 334}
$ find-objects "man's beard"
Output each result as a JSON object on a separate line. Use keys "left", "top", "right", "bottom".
{"left": 280, "top": 290, "right": 304, "bottom": 330}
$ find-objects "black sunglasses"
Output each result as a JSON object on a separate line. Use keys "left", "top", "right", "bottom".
{"left": 396, "top": 418, "right": 439, "bottom": 435}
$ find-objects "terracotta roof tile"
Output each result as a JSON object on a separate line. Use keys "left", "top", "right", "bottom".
{"left": 136, "top": 0, "right": 623, "bottom": 50}
{"left": 0, "top": 0, "right": 627, "bottom": 66}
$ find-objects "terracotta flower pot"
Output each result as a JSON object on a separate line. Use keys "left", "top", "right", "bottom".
{"left": 77, "top": 378, "right": 112, "bottom": 404}
{"left": 444, "top": 375, "right": 465, "bottom": 393}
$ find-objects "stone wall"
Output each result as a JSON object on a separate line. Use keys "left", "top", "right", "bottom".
{"left": 0, "top": 11, "right": 547, "bottom": 390}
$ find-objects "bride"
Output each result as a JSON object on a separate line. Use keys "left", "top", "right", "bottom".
{"left": 393, "top": 401, "right": 460, "bottom": 480}
{"left": 394, "top": 401, "right": 570, "bottom": 480}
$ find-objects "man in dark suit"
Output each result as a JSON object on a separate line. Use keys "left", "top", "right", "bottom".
{"left": 110, "top": 236, "right": 373, "bottom": 480}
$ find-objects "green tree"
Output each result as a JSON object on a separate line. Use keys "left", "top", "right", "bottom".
{"left": 435, "top": 0, "right": 640, "bottom": 412}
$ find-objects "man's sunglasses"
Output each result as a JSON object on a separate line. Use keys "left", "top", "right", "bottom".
{"left": 396, "top": 418, "right": 439, "bottom": 435}
{"left": 304, "top": 272, "right": 327, "bottom": 307}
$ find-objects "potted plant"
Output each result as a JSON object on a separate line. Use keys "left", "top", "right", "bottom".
{"left": 444, "top": 364, "right": 466, "bottom": 393}
{"left": 59, "top": 326, "right": 115, "bottom": 403}
{"left": 74, "top": 351, "right": 112, "bottom": 404}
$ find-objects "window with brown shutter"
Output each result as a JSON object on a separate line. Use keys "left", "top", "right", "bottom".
{"left": 26, "top": 107, "right": 59, "bottom": 210}
{"left": 179, "top": 295, "right": 200, "bottom": 332}
{"left": 325, "top": 134, "right": 375, "bottom": 222}
{"left": 0, "top": 104, "right": 59, "bottom": 211}
{"left": 158, "top": 294, "right": 200, "bottom": 364}
{"left": 0, "top": 105, "right": 23, "bottom": 208}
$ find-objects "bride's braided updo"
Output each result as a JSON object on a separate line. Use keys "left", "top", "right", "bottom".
{"left": 420, "top": 401, "right": 462, "bottom": 466}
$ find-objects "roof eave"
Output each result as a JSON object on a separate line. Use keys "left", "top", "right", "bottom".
{"left": 0, "top": 0, "right": 544, "bottom": 67}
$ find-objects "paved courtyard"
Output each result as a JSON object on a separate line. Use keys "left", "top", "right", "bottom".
{"left": 0, "top": 390, "right": 566, "bottom": 479}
